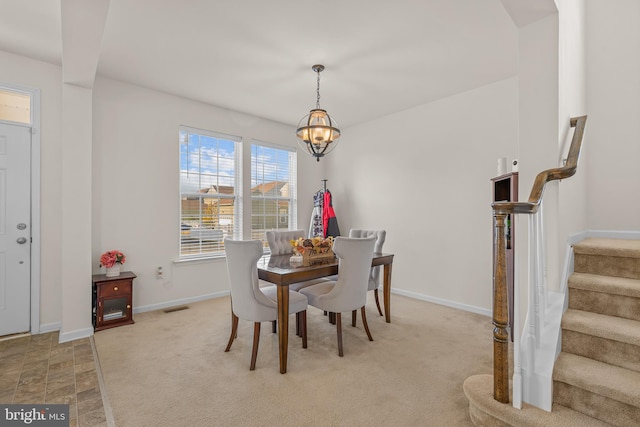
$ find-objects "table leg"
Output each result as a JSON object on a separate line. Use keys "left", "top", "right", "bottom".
{"left": 383, "top": 263, "right": 393, "bottom": 323}
{"left": 277, "top": 285, "right": 290, "bottom": 374}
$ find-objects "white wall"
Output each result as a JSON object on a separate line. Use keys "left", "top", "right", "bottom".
{"left": 326, "top": 77, "right": 519, "bottom": 314}
{"left": 60, "top": 83, "right": 94, "bottom": 341}
{"left": 585, "top": 0, "right": 640, "bottom": 231}
{"left": 515, "top": 2, "right": 590, "bottom": 297}
{"left": 92, "top": 77, "right": 324, "bottom": 311}
{"left": 0, "top": 50, "right": 63, "bottom": 328}
{"left": 516, "top": 13, "right": 562, "bottom": 297}
{"left": 557, "top": 0, "right": 588, "bottom": 240}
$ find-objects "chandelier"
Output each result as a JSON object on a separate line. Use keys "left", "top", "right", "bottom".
{"left": 296, "top": 64, "right": 341, "bottom": 162}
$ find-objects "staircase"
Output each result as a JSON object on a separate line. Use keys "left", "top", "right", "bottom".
{"left": 553, "top": 237, "right": 640, "bottom": 426}
{"left": 463, "top": 237, "right": 640, "bottom": 426}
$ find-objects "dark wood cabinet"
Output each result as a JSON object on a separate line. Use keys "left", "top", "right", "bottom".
{"left": 92, "top": 271, "right": 136, "bottom": 331}
{"left": 491, "top": 172, "right": 518, "bottom": 341}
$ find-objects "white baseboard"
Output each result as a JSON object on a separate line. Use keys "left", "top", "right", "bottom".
{"left": 49, "top": 292, "right": 230, "bottom": 343}
{"left": 391, "top": 288, "right": 491, "bottom": 317}
{"left": 582, "top": 229, "right": 640, "bottom": 241}
{"left": 52, "top": 288, "right": 491, "bottom": 343}
{"left": 133, "top": 290, "right": 230, "bottom": 314}
{"left": 59, "top": 327, "right": 94, "bottom": 343}
{"left": 132, "top": 288, "right": 490, "bottom": 318}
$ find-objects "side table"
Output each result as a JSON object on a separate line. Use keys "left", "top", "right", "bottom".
{"left": 92, "top": 271, "right": 136, "bottom": 331}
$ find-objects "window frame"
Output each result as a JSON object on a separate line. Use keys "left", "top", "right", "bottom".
{"left": 179, "top": 126, "right": 242, "bottom": 260}
{"left": 250, "top": 140, "right": 298, "bottom": 251}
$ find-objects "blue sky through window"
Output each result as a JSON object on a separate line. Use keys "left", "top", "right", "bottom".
{"left": 251, "top": 144, "right": 291, "bottom": 191}
{"left": 180, "top": 131, "right": 236, "bottom": 193}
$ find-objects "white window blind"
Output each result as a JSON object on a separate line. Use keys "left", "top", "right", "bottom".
{"left": 179, "top": 126, "right": 242, "bottom": 258}
{"left": 251, "top": 141, "right": 297, "bottom": 249}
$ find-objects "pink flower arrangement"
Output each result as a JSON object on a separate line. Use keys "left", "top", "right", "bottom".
{"left": 100, "top": 250, "right": 126, "bottom": 268}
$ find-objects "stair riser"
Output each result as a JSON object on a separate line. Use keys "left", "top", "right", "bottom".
{"left": 554, "top": 381, "right": 640, "bottom": 427}
{"left": 562, "top": 330, "right": 640, "bottom": 373}
{"left": 574, "top": 254, "right": 640, "bottom": 280}
{"left": 468, "top": 403, "right": 511, "bottom": 427}
{"left": 568, "top": 289, "right": 640, "bottom": 321}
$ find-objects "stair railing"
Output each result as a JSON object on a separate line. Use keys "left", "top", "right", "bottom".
{"left": 491, "top": 115, "right": 587, "bottom": 405}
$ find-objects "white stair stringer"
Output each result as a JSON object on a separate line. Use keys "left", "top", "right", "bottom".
{"left": 521, "top": 289, "right": 566, "bottom": 411}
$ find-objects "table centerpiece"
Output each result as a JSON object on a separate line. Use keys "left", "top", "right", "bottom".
{"left": 289, "top": 236, "right": 335, "bottom": 266}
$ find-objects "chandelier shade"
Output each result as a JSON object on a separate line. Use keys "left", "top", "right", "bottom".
{"left": 296, "top": 65, "right": 341, "bottom": 161}
{"left": 296, "top": 108, "right": 340, "bottom": 160}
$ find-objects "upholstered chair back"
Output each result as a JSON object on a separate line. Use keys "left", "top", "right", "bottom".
{"left": 224, "top": 239, "right": 277, "bottom": 322}
{"left": 320, "top": 236, "right": 376, "bottom": 313}
{"left": 349, "top": 229, "right": 386, "bottom": 291}
{"left": 266, "top": 230, "right": 306, "bottom": 255}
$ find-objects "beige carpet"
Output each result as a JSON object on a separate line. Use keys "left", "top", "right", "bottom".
{"left": 93, "top": 294, "right": 493, "bottom": 426}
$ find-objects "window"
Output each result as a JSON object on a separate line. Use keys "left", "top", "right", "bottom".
{"left": 179, "top": 126, "right": 242, "bottom": 258}
{"left": 0, "top": 88, "right": 31, "bottom": 124}
{"left": 251, "top": 141, "right": 297, "bottom": 248}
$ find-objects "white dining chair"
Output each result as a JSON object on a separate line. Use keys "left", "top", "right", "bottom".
{"left": 224, "top": 238, "right": 308, "bottom": 370}
{"left": 349, "top": 229, "right": 386, "bottom": 317}
{"left": 266, "top": 230, "right": 332, "bottom": 292}
{"left": 299, "top": 236, "right": 376, "bottom": 357}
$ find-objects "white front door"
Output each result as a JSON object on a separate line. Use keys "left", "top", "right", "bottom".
{"left": 0, "top": 123, "right": 31, "bottom": 336}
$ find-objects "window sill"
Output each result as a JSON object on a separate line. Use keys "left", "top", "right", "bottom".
{"left": 173, "top": 254, "right": 226, "bottom": 264}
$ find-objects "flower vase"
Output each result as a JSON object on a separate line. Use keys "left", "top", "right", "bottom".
{"left": 106, "top": 264, "right": 121, "bottom": 277}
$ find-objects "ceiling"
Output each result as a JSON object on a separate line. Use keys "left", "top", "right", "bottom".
{"left": 0, "top": 1, "right": 556, "bottom": 128}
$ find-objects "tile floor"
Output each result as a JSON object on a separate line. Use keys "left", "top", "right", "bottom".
{"left": 0, "top": 331, "right": 107, "bottom": 427}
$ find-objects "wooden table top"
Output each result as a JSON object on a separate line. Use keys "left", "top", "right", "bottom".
{"left": 257, "top": 252, "right": 394, "bottom": 286}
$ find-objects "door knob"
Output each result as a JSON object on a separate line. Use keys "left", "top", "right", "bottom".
{"left": 17, "top": 237, "right": 27, "bottom": 244}
{"left": 17, "top": 223, "right": 27, "bottom": 230}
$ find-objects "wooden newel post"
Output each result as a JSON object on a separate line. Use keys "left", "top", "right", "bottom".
{"left": 493, "top": 212, "right": 510, "bottom": 403}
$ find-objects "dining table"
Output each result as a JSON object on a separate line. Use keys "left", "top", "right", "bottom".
{"left": 257, "top": 252, "right": 394, "bottom": 374}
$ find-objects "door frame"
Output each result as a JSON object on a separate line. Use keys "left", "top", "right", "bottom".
{"left": 0, "top": 82, "right": 41, "bottom": 335}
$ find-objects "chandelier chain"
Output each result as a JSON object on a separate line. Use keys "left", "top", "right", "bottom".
{"left": 316, "top": 69, "right": 321, "bottom": 109}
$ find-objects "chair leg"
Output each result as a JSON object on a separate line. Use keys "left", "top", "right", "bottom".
{"left": 272, "top": 320, "right": 277, "bottom": 334}
{"left": 229, "top": 297, "right": 238, "bottom": 338}
{"left": 296, "top": 312, "right": 301, "bottom": 337}
{"left": 328, "top": 312, "right": 335, "bottom": 324}
{"left": 250, "top": 322, "right": 261, "bottom": 370}
{"left": 361, "top": 306, "right": 374, "bottom": 341}
{"left": 301, "top": 310, "right": 307, "bottom": 349}
{"left": 225, "top": 313, "right": 239, "bottom": 352}
{"left": 336, "top": 313, "right": 344, "bottom": 357}
{"left": 352, "top": 310, "right": 357, "bottom": 327}
{"left": 374, "top": 289, "right": 383, "bottom": 316}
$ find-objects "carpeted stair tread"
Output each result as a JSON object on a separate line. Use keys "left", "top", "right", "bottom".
{"left": 554, "top": 353, "right": 640, "bottom": 408}
{"left": 463, "top": 374, "right": 611, "bottom": 427}
{"left": 568, "top": 273, "right": 640, "bottom": 299}
{"left": 573, "top": 238, "right": 640, "bottom": 258}
{"left": 562, "top": 309, "right": 640, "bottom": 346}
